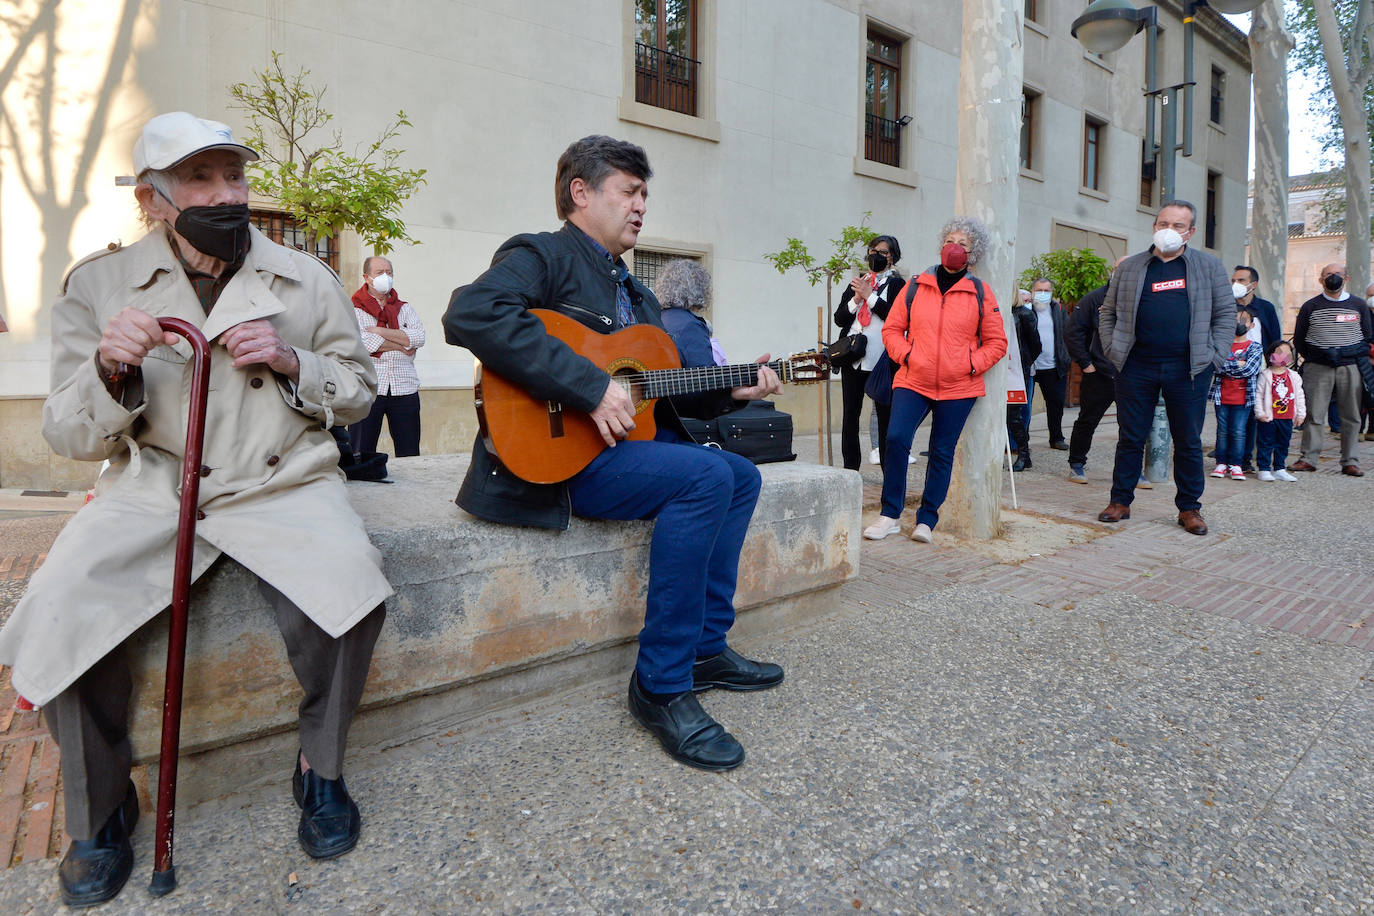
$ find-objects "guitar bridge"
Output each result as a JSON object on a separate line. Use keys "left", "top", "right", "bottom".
{"left": 547, "top": 401, "right": 564, "bottom": 438}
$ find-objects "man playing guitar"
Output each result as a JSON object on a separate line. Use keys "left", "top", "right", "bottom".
{"left": 443, "top": 136, "right": 784, "bottom": 771}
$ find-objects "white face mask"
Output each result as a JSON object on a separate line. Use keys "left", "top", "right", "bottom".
{"left": 1231, "top": 282, "right": 1250, "bottom": 300}
{"left": 370, "top": 273, "right": 393, "bottom": 295}
{"left": 1032, "top": 291, "right": 1052, "bottom": 309}
{"left": 1152, "top": 228, "right": 1185, "bottom": 253}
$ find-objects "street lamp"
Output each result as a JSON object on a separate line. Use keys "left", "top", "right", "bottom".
{"left": 1072, "top": 0, "right": 1261, "bottom": 204}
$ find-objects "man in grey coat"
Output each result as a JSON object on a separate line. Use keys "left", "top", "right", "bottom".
{"left": 1095, "top": 200, "right": 1235, "bottom": 535}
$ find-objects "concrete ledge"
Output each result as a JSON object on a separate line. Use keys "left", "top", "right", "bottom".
{"left": 124, "top": 455, "right": 860, "bottom": 798}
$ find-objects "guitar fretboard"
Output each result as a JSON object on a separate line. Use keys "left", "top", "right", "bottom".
{"left": 615, "top": 360, "right": 790, "bottom": 400}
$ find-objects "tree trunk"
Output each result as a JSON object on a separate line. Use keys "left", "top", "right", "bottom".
{"left": 1313, "top": 0, "right": 1373, "bottom": 297}
{"left": 1248, "top": 0, "right": 1294, "bottom": 322}
{"left": 943, "top": 0, "right": 1024, "bottom": 540}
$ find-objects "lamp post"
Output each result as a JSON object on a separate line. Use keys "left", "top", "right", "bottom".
{"left": 1071, "top": 0, "right": 1261, "bottom": 204}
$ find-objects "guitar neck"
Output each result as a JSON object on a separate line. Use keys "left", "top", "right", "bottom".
{"left": 632, "top": 360, "right": 788, "bottom": 400}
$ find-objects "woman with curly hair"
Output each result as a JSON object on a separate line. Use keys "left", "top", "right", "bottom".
{"left": 655, "top": 258, "right": 723, "bottom": 368}
{"left": 863, "top": 216, "right": 1008, "bottom": 544}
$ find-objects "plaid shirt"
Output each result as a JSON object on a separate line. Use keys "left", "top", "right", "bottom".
{"left": 355, "top": 301, "right": 425, "bottom": 396}
{"left": 1207, "top": 339, "right": 1263, "bottom": 406}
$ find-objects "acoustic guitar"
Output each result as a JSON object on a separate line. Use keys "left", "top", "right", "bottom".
{"left": 475, "top": 309, "right": 831, "bottom": 484}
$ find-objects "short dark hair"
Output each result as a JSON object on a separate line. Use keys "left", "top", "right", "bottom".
{"left": 1264, "top": 337, "right": 1293, "bottom": 361}
{"left": 1234, "top": 265, "right": 1259, "bottom": 282}
{"left": 1158, "top": 199, "right": 1198, "bottom": 227}
{"left": 554, "top": 135, "right": 653, "bottom": 220}
{"left": 870, "top": 234, "right": 902, "bottom": 265}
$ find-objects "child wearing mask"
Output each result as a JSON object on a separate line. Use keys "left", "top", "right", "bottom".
{"left": 1254, "top": 339, "right": 1306, "bottom": 481}
{"left": 1209, "top": 308, "right": 1264, "bottom": 480}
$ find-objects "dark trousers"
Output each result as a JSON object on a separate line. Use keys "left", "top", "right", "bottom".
{"left": 1005, "top": 404, "right": 1028, "bottom": 455}
{"left": 1256, "top": 418, "right": 1294, "bottom": 471}
{"left": 43, "top": 577, "right": 385, "bottom": 840}
{"left": 1214, "top": 403, "right": 1250, "bottom": 467}
{"left": 881, "top": 389, "right": 977, "bottom": 530}
{"left": 1068, "top": 369, "right": 1116, "bottom": 468}
{"left": 349, "top": 391, "right": 421, "bottom": 457}
{"left": 567, "top": 433, "right": 761, "bottom": 696}
{"left": 1243, "top": 412, "right": 1258, "bottom": 468}
{"left": 1109, "top": 356, "right": 1213, "bottom": 511}
{"left": 839, "top": 363, "right": 891, "bottom": 470}
{"left": 1030, "top": 368, "right": 1067, "bottom": 443}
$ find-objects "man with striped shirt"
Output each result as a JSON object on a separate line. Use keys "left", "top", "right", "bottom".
{"left": 348, "top": 256, "right": 426, "bottom": 458}
{"left": 1290, "top": 263, "right": 1373, "bottom": 476}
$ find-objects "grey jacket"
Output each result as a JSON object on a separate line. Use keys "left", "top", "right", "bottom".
{"left": 1098, "top": 244, "right": 1236, "bottom": 379}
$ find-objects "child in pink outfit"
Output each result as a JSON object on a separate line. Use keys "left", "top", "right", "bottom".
{"left": 1253, "top": 340, "right": 1307, "bottom": 481}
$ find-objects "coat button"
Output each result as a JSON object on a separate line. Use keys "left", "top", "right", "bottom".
{"left": 199, "top": 466, "right": 211, "bottom": 477}
{"left": 266, "top": 455, "right": 280, "bottom": 466}
{"left": 250, "top": 377, "right": 264, "bottom": 389}
{"left": 196, "top": 510, "right": 206, "bottom": 521}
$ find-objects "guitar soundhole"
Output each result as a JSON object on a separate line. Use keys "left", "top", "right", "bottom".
{"left": 609, "top": 363, "right": 649, "bottom": 412}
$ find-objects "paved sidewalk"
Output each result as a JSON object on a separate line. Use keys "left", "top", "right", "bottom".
{"left": 2, "top": 408, "right": 1372, "bottom": 913}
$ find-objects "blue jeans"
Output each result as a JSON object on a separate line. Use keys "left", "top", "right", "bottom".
{"left": 1110, "top": 356, "right": 1213, "bottom": 511}
{"left": 567, "top": 432, "right": 761, "bottom": 695}
{"left": 1256, "top": 418, "right": 1294, "bottom": 471}
{"left": 1214, "top": 403, "right": 1250, "bottom": 467}
{"left": 881, "top": 389, "right": 977, "bottom": 530}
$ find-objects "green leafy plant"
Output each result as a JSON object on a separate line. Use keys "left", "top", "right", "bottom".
{"left": 764, "top": 215, "right": 879, "bottom": 290}
{"left": 229, "top": 53, "right": 427, "bottom": 254}
{"left": 1018, "top": 248, "right": 1111, "bottom": 305}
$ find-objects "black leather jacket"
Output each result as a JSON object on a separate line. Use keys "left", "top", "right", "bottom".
{"left": 443, "top": 223, "right": 733, "bottom": 529}
{"left": 1065, "top": 284, "right": 1116, "bottom": 377}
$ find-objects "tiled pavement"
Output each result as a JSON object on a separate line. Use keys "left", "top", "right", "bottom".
{"left": 1, "top": 405, "right": 1372, "bottom": 913}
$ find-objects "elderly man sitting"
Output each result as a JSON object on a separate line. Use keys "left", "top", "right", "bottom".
{"left": 0, "top": 112, "right": 392, "bottom": 906}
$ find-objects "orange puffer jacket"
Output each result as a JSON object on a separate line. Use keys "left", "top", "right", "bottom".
{"left": 882, "top": 271, "right": 1009, "bottom": 400}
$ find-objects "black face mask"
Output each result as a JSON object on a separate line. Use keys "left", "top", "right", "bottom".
{"left": 156, "top": 188, "right": 250, "bottom": 263}
{"left": 1323, "top": 273, "right": 1344, "bottom": 292}
{"left": 867, "top": 252, "right": 889, "bottom": 272}
{"left": 1236, "top": 322, "right": 1250, "bottom": 337}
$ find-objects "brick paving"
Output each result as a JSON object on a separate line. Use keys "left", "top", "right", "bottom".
{"left": 1, "top": 407, "right": 1371, "bottom": 880}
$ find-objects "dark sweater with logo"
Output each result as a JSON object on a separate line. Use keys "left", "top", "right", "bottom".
{"left": 1293, "top": 293, "right": 1374, "bottom": 366}
{"left": 1132, "top": 256, "right": 1190, "bottom": 362}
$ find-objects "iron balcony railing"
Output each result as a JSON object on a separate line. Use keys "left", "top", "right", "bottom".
{"left": 635, "top": 42, "right": 700, "bottom": 117}
{"left": 865, "top": 113, "right": 905, "bottom": 168}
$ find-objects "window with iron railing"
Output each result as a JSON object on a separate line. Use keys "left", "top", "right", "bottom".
{"left": 1205, "top": 171, "right": 1220, "bottom": 249}
{"left": 635, "top": 0, "right": 700, "bottom": 116}
{"left": 865, "top": 29, "right": 906, "bottom": 168}
{"left": 1210, "top": 66, "right": 1225, "bottom": 126}
{"left": 250, "top": 210, "right": 339, "bottom": 271}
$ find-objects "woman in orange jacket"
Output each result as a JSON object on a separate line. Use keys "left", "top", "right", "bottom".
{"left": 863, "top": 216, "right": 1008, "bottom": 544}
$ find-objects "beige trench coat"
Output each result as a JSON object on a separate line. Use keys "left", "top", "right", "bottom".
{"left": 0, "top": 227, "right": 394, "bottom": 705}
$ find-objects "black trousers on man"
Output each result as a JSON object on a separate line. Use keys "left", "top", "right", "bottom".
{"left": 349, "top": 391, "right": 421, "bottom": 457}
{"left": 1068, "top": 369, "right": 1116, "bottom": 468}
{"left": 1031, "top": 368, "right": 1067, "bottom": 444}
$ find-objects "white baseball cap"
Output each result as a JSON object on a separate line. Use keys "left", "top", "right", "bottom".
{"left": 133, "top": 112, "right": 259, "bottom": 174}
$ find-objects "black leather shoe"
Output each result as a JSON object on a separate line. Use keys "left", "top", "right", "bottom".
{"left": 293, "top": 753, "right": 361, "bottom": 859}
{"left": 1012, "top": 454, "right": 1031, "bottom": 472}
{"left": 59, "top": 781, "right": 138, "bottom": 908}
{"left": 1049, "top": 439, "right": 1069, "bottom": 450}
{"left": 692, "top": 646, "right": 784, "bottom": 692}
{"left": 627, "top": 674, "right": 745, "bottom": 771}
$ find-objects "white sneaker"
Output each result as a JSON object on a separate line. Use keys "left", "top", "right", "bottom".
{"left": 1274, "top": 469, "right": 1298, "bottom": 482}
{"left": 869, "top": 448, "right": 881, "bottom": 465}
{"left": 1210, "top": 464, "right": 1229, "bottom": 478}
{"left": 1257, "top": 470, "right": 1275, "bottom": 482}
{"left": 1230, "top": 466, "right": 1247, "bottom": 480}
{"left": 863, "top": 516, "right": 902, "bottom": 540}
{"left": 910, "top": 523, "right": 933, "bottom": 544}
{"left": 908, "top": 454, "right": 917, "bottom": 465}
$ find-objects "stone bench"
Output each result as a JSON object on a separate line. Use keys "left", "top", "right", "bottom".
{"left": 121, "top": 455, "right": 860, "bottom": 801}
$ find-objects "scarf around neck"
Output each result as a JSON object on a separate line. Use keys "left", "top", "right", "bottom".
{"left": 352, "top": 285, "right": 405, "bottom": 329}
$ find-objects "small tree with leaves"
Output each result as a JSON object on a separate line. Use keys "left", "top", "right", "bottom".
{"left": 763, "top": 215, "right": 879, "bottom": 465}
{"left": 229, "top": 53, "right": 427, "bottom": 255}
{"left": 1018, "top": 248, "right": 1111, "bottom": 307}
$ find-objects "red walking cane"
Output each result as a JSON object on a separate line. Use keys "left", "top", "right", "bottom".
{"left": 148, "top": 317, "right": 211, "bottom": 897}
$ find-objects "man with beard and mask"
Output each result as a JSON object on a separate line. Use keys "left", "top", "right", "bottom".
{"left": 349, "top": 255, "right": 426, "bottom": 459}
{"left": 1289, "top": 263, "right": 1374, "bottom": 476}
{"left": 1095, "top": 200, "right": 1235, "bottom": 535}
{"left": 0, "top": 112, "right": 391, "bottom": 906}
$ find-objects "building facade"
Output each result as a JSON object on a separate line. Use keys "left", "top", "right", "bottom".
{"left": 0, "top": 0, "right": 1251, "bottom": 489}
